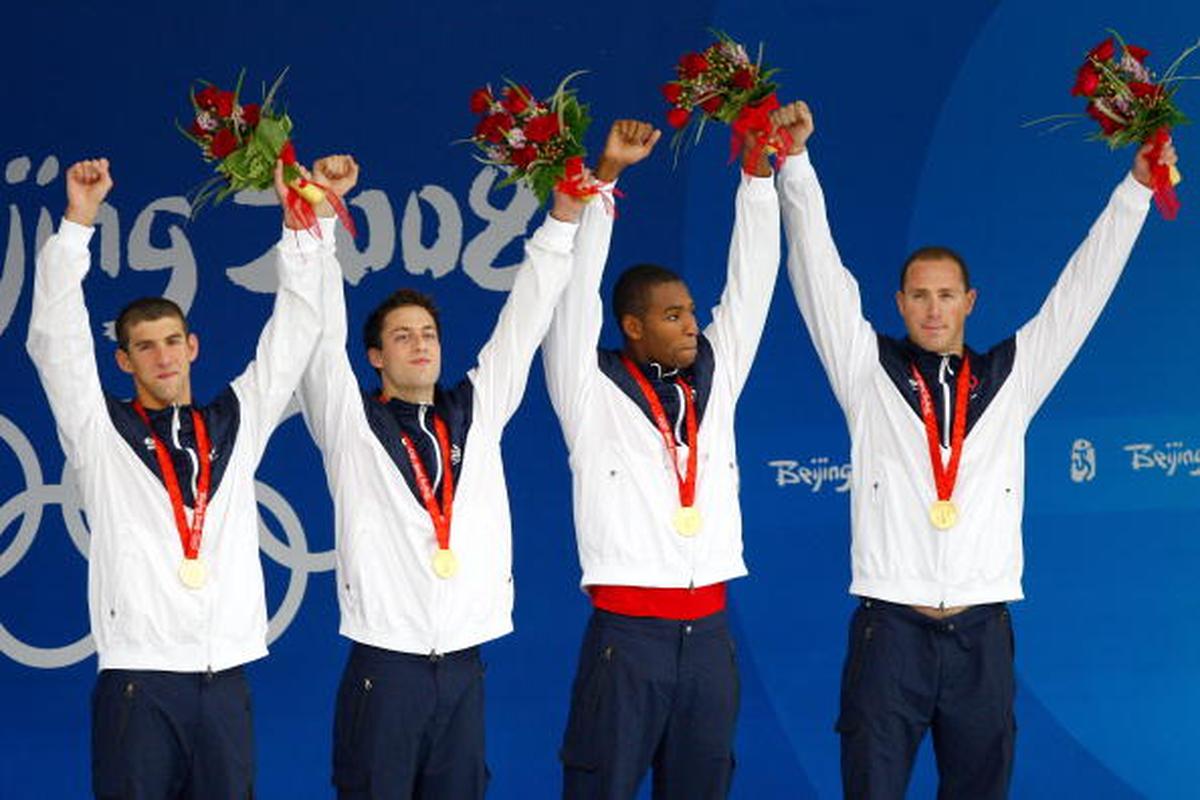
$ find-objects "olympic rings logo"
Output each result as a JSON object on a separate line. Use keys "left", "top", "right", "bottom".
{"left": 0, "top": 406, "right": 334, "bottom": 669}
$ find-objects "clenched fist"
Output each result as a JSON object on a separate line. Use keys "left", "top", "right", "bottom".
{"left": 596, "top": 120, "right": 662, "bottom": 182}
{"left": 770, "top": 100, "right": 814, "bottom": 156}
{"left": 314, "top": 154, "right": 360, "bottom": 199}
{"left": 64, "top": 159, "right": 114, "bottom": 227}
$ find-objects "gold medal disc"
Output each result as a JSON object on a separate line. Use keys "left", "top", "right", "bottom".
{"left": 433, "top": 548, "right": 459, "bottom": 579}
{"left": 673, "top": 506, "right": 702, "bottom": 537}
{"left": 929, "top": 500, "right": 959, "bottom": 530}
{"left": 178, "top": 557, "right": 207, "bottom": 589}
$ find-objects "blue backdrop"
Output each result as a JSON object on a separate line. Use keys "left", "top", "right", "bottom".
{"left": 2, "top": 1, "right": 1197, "bottom": 797}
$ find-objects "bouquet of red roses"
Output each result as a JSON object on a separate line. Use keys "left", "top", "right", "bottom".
{"left": 467, "top": 72, "right": 597, "bottom": 204}
{"left": 1030, "top": 32, "right": 1197, "bottom": 219}
{"left": 179, "top": 69, "right": 355, "bottom": 237}
{"left": 660, "top": 30, "right": 788, "bottom": 168}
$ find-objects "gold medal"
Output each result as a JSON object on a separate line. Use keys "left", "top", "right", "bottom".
{"left": 673, "top": 506, "right": 702, "bottom": 537}
{"left": 929, "top": 500, "right": 959, "bottom": 530}
{"left": 178, "top": 557, "right": 207, "bottom": 589}
{"left": 433, "top": 548, "right": 458, "bottom": 579}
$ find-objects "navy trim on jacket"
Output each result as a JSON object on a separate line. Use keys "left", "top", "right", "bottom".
{"left": 596, "top": 334, "right": 715, "bottom": 447}
{"left": 362, "top": 379, "right": 474, "bottom": 504}
{"left": 105, "top": 386, "right": 241, "bottom": 507}
{"left": 876, "top": 335, "right": 1016, "bottom": 444}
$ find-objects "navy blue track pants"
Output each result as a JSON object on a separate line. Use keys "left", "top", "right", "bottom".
{"left": 332, "top": 642, "right": 487, "bottom": 799}
{"left": 837, "top": 598, "right": 1017, "bottom": 800}
{"left": 91, "top": 666, "right": 254, "bottom": 799}
{"left": 560, "top": 608, "right": 740, "bottom": 800}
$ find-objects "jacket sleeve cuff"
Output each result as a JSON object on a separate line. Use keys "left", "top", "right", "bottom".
{"left": 57, "top": 219, "right": 95, "bottom": 250}
{"left": 740, "top": 170, "right": 778, "bottom": 198}
{"left": 1115, "top": 172, "right": 1154, "bottom": 209}
{"left": 277, "top": 217, "right": 337, "bottom": 255}
{"left": 776, "top": 150, "right": 814, "bottom": 182}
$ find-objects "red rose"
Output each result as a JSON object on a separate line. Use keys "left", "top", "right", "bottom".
{"left": 510, "top": 145, "right": 538, "bottom": 169}
{"left": 700, "top": 95, "right": 724, "bottom": 114}
{"left": 524, "top": 113, "right": 560, "bottom": 143}
{"left": 666, "top": 107, "right": 691, "bottom": 129}
{"left": 679, "top": 52, "right": 709, "bottom": 79}
{"left": 280, "top": 140, "right": 297, "bottom": 165}
{"left": 1125, "top": 45, "right": 1151, "bottom": 63}
{"left": 195, "top": 86, "right": 219, "bottom": 111}
{"left": 661, "top": 82, "right": 683, "bottom": 104}
{"left": 475, "top": 112, "right": 514, "bottom": 144}
{"left": 470, "top": 87, "right": 493, "bottom": 114}
{"left": 189, "top": 119, "right": 210, "bottom": 138}
{"left": 1129, "top": 81, "right": 1163, "bottom": 100}
{"left": 1088, "top": 37, "right": 1115, "bottom": 63}
{"left": 501, "top": 86, "right": 532, "bottom": 115}
{"left": 213, "top": 90, "right": 235, "bottom": 118}
{"left": 1086, "top": 102, "right": 1124, "bottom": 135}
{"left": 731, "top": 68, "right": 755, "bottom": 90}
{"left": 1071, "top": 63, "right": 1100, "bottom": 97}
{"left": 209, "top": 128, "right": 238, "bottom": 158}
{"left": 241, "top": 103, "right": 260, "bottom": 127}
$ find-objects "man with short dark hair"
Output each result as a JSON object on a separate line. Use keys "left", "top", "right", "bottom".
{"left": 543, "top": 119, "right": 781, "bottom": 798}
{"left": 773, "top": 99, "right": 1176, "bottom": 799}
{"left": 27, "top": 155, "right": 330, "bottom": 798}
{"left": 296, "top": 156, "right": 583, "bottom": 798}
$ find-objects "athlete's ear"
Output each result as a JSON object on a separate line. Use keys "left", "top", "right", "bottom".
{"left": 115, "top": 347, "right": 134, "bottom": 374}
{"left": 621, "top": 313, "right": 644, "bottom": 342}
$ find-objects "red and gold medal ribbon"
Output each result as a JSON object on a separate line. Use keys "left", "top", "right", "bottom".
{"left": 132, "top": 401, "right": 211, "bottom": 561}
{"left": 396, "top": 412, "right": 455, "bottom": 554}
{"left": 909, "top": 355, "right": 971, "bottom": 509}
{"left": 619, "top": 355, "right": 699, "bottom": 510}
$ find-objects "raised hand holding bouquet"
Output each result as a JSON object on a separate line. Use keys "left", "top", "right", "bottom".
{"left": 179, "top": 70, "right": 356, "bottom": 238}
{"left": 660, "top": 30, "right": 789, "bottom": 169}
{"left": 1031, "top": 32, "right": 1198, "bottom": 219}
{"left": 467, "top": 72, "right": 605, "bottom": 206}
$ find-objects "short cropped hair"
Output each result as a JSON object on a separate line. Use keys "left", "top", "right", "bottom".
{"left": 612, "top": 264, "right": 684, "bottom": 323}
{"left": 115, "top": 297, "right": 188, "bottom": 351}
{"left": 900, "top": 246, "right": 971, "bottom": 292}
{"left": 363, "top": 289, "right": 441, "bottom": 352}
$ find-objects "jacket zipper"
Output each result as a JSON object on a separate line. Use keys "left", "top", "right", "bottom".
{"left": 419, "top": 404, "right": 445, "bottom": 656}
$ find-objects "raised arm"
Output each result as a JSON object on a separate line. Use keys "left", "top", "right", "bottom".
{"left": 774, "top": 102, "right": 877, "bottom": 411}
{"left": 702, "top": 119, "right": 783, "bottom": 398}
{"left": 297, "top": 155, "right": 363, "bottom": 454}
{"left": 1014, "top": 139, "right": 1169, "bottom": 416}
{"left": 542, "top": 120, "right": 660, "bottom": 442}
{"left": 230, "top": 158, "right": 325, "bottom": 462}
{"left": 26, "top": 159, "right": 114, "bottom": 467}
{"left": 469, "top": 186, "right": 581, "bottom": 430}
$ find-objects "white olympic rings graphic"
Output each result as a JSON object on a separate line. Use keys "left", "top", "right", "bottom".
{"left": 0, "top": 407, "right": 335, "bottom": 668}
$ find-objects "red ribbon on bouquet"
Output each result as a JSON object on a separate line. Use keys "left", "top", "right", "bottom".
{"left": 555, "top": 155, "right": 625, "bottom": 216}
{"left": 1147, "top": 127, "right": 1180, "bottom": 221}
{"left": 730, "top": 93, "right": 794, "bottom": 172}
{"left": 279, "top": 141, "right": 358, "bottom": 239}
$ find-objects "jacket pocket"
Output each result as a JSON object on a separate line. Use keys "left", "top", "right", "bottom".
{"left": 559, "top": 642, "right": 615, "bottom": 772}
{"left": 835, "top": 607, "right": 875, "bottom": 734}
{"left": 332, "top": 671, "right": 375, "bottom": 790}
{"left": 91, "top": 673, "right": 137, "bottom": 797}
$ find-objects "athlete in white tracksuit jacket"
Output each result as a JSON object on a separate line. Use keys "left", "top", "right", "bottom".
{"left": 297, "top": 155, "right": 582, "bottom": 797}
{"left": 27, "top": 157, "right": 324, "bottom": 798}
{"left": 773, "top": 100, "right": 1175, "bottom": 799}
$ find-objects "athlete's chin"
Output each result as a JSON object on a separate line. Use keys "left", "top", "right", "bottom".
{"left": 673, "top": 347, "right": 699, "bottom": 368}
